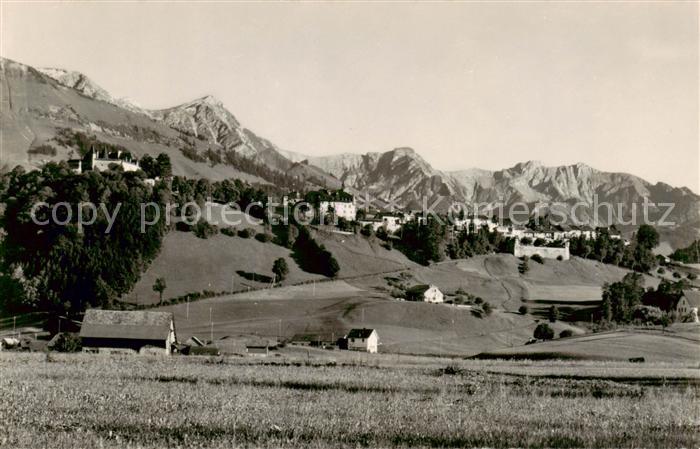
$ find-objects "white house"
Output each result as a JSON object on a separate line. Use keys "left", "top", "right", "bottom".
{"left": 320, "top": 200, "right": 357, "bottom": 221}
{"left": 496, "top": 226, "right": 527, "bottom": 239}
{"left": 346, "top": 328, "right": 379, "bottom": 353}
{"left": 677, "top": 290, "right": 700, "bottom": 321}
{"left": 380, "top": 215, "right": 403, "bottom": 233}
{"left": 407, "top": 284, "right": 444, "bottom": 303}
{"left": 454, "top": 217, "right": 498, "bottom": 233}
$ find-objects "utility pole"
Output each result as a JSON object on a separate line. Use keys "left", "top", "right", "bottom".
{"left": 186, "top": 297, "right": 190, "bottom": 320}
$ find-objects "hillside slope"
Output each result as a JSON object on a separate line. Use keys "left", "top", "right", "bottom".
{"left": 349, "top": 254, "right": 658, "bottom": 313}
{"left": 477, "top": 325, "right": 700, "bottom": 362}
{"left": 157, "top": 285, "right": 537, "bottom": 356}
{"left": 144, "top": 244, "right": 668, "bottom": 357}
{"left": 124, "top": 227, "right": 418, "bottom": 304}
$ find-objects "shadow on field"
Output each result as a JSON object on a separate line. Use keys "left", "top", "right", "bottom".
{"left": 236, "top": 270, "right": 273, "bottom": 283}
{"left": 135, "top": 374, "right": 445, "bottom": 395}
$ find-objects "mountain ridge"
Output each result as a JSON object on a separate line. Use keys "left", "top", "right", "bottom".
{"left": 2, "top": 56, "right": 698, "bottom": 248}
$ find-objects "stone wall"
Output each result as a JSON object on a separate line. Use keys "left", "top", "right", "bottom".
{"left": 514, "top": 240, "right": 570, "bottom": 260}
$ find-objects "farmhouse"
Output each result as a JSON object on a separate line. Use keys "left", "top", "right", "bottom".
{"left": 346, "top": 328, "right": 379, "bottom": 353}
{"left": 79, "top": 309, "right": 177, "bottom": 355}
{"left": 642, "top": 289, "right": 700, "bottom": 320}
{"left": 406, "top": 284, "right": 444, "bottom": 303}
{"left": 676, "top": 290, "right": 700, "bottom": 320}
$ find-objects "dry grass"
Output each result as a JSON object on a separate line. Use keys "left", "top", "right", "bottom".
{"left": 1, "top": 353, "right": 697, "bottom": 448}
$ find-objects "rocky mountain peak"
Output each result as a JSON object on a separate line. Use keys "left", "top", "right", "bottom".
{"left": 188, "top": 94, "right": 225, "bottom": 108}
{"left": 37, "top": 66, "right": 145, "bottom": 114}
{"left": 390, "top": 147, "right": 417, "bottom": 157}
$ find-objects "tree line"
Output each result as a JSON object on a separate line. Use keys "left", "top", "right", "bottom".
{"left": 0, "top": 163, "right": 170, "bottom": 316}
{"left": 670, "top": 240, "right": 700, "bottom": 264}
{"left": 569, "top": 225, "right": 659, "bottom": 273}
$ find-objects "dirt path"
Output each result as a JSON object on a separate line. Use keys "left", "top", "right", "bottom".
{"left": 482, "top": 257, "right": 514, "bottom": 301}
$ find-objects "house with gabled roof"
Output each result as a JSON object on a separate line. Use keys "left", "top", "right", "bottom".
{"left": 346, "top": 328, "right": 379, "bottom": 353}
{"left": 679, "top": 290, "right": 700, "bottom": 321}
{"left": 79, "top": 309, "right": 177, "bottom": 355}
{"left": 406, "top": 284, "right": 444, "bottom": 303}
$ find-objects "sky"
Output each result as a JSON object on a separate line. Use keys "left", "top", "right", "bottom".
{"left": 1, "top": 1, "right": 698, "bottom": 192}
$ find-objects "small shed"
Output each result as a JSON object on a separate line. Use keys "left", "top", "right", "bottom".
{"left": 245, "top": 336, "right": 275, "bottom": 356}
{"left": 246, "top": 345, "right": 270, "bottom": 356}
{"left": 79, "top": 309, "right": 177, "bottom": 355}
{"left": 346, "top": 328, "right": 379, "bottom": 353}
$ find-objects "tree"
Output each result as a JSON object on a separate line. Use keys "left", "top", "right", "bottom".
{"left": 636, "top": 225, "right": 659, "bottom": 250}
{"left": 292, "top": 226, "right": 341, "bottom": 277}
{"left": 192, "top": 218, "right": 218, "bottom": 239}
{"left": 518, "top": 305, "right": 529, "bottom": 315}
{"left": 51, "top": 333, "right": 82, "bottom": 352}
{"left": 481, "top": 301, "right": 493, "bottom": 316}
{"left": 601, "top": 273, "right": 644, "bottom": 323}
{"left": 273, "top": 224, "right": 298, "bottom": 248}
{"left": 397, "top": 217, "right": 446, "bottom": 265}
{"left": 155, "top": 153, "right": 172, "bottom": 178}
{"left": 272, "top": 258, "right": 289, "bottom": 282}
{"left": 559, "top": 329, "right": 574, "bottom": 338}
{"left": 534, "top": 323, "right": 554, "bottom": 340}
{"left": 670, "top": 240, "right": 700, "bottom": 263}
{"left": 153, "top": 277, "right": 167, "bottom": 304}
{"left": 518, "top": 257, "right": 530, "bottom": 275}
{"left": 548, "top": 305, "right": 559, "bottom": 323}
{"left": 212, "top": 179, "right": 239, "bottom": 204}
{"left": 139, "top": 154, "right": 158, "bottom": 178}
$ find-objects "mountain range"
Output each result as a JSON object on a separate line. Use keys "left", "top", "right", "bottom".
{"left": 1, "top": 56, "right": 698, "bottom": 249}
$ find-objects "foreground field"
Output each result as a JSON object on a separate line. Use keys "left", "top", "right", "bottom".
{"left": 1, "top": 353, "right": 698, "bottom": 448}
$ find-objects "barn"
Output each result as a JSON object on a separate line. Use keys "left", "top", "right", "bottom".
{"left": 79, "top": 309, "right": 177, "bottom": 355}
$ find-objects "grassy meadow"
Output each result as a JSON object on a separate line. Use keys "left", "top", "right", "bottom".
{"left": 1, "top": 352, "right": 698, "bottom": 448}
